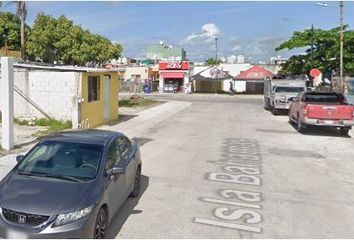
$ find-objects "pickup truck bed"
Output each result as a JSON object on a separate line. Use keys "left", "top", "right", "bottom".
{"left": 289, "top": 91, "right": 354, "bottom": 135}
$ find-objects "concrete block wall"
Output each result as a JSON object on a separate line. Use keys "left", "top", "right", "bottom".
{"left": 27, "top": 71, "right": 78, "bottom": 121}
{"left": 10, "top": 69, "right": 79, "bottom": 122}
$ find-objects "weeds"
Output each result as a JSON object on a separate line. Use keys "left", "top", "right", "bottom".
{"left": 119, "top": 99, "right": 159, "bottom": 108}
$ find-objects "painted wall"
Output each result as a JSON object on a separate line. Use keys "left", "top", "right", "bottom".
{"left": 193, "top": 64, "right": 252, "bottom": 78}
{"left": 3, "top": 69, "right": 79, "bottom": 122}
{"left": 234, "top": 81, "right": 246, "bottom": 92}
{"left": 124, "top": 66, "right": 150, "bottom": 81}
{"left": 80, "top": 72, "right": 118, "bottom": 128}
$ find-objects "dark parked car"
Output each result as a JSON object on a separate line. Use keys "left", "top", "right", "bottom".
{"left": 0, "top": 130, "right": 142, "bottom": 239}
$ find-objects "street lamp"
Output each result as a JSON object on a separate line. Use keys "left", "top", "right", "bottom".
{"left": 215, "top": 37, "right": 218, "bottom": 60}
{"left": 316, "top": 1, "right": 345, "bottom": 94}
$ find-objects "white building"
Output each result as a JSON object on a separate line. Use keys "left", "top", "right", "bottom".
{"left": 193, "top": 63, "right": 252, "bottom": 79}
{"left": 236, "top": 55, "right": 245, "bottom": 64}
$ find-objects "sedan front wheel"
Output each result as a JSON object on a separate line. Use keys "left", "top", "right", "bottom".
{"left": 129, "top": 167, "right": 141, "bottom": 198}
{"left": 94, "top": 208, "right": 107, "bottom": 239}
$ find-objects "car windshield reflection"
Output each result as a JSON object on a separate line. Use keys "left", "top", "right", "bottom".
{"left": 15, "top": 141, "right": 103, "bottom": 181}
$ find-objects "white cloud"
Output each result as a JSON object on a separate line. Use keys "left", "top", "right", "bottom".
{"left": 182, "top": 23, "right": 221, "bottom": 44}
{"left": 232, "top": 45, "right": 241, "bottom": 51}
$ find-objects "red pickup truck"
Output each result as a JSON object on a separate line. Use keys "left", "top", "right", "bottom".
{"left": 289, "top": 91, "right": 354, "bottom": 135}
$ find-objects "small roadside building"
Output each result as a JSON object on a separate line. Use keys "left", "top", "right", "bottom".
{"left": 0, "top": 63, "right": 124, "bottom": 129}
{"left": 234, "top": 65, "right": 274, "bottom": 94}
{"left": 191, "top": 66, "right": 234, "bottom": 93}
{"left": 158, "top": 61, "right": 192, "bottom": 93}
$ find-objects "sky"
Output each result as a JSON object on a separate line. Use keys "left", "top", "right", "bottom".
{"left": 3, "top": 1, "right": 354, "bottom": 63}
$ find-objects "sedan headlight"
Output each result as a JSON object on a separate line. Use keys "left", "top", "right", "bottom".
{"left": 54, "top": 205, "right": 93, "bottom": 227}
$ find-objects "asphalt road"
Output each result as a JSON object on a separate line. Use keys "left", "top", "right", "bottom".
{"left": 107, "top": 94, "right": 354, "bottom": 238}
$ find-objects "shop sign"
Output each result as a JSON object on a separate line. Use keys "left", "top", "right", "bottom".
{"left": 159, "top": 61, "right": 189, "bottom": 70}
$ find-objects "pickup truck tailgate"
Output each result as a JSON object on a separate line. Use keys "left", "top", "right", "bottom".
{"left": 307, "top": 105, "right": 354, "bottom": 120}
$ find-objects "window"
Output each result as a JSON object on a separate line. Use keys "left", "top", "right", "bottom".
{"left": 275, "top": 87, "right": 304, "bottom": 93}
{"left": 88, "top": 76, "right": 100, "bottom": 102}
{"left": 304, "top": 93, "right": 342, "bottom": 103}
{"left": 106, "top": 141, "right": 121, "bottom": 170}
{"left": 117, "top": 137, "right": 131, "bottom": 157}
{"left": 15, "top": 141, "right": 103, "bottom": 180}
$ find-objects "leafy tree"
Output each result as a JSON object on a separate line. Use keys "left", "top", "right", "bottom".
{"left": 275, "top": 26, "right": 354, "bottom": 76}
{"left": 0, "top": 12, "right": 22, "bottom": 51}
{"left": 205, "top": 58, "right": 222, "bottom": 66}
{"left": 26, "top": 13, "right": 57, "bottom": 62}
{"left": 27, "top": 13, "right": 122, "bottom": 66}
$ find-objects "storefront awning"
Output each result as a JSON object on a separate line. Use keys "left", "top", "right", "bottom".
{"left": 161, "top": 71, "right": 185, "bottom": 79}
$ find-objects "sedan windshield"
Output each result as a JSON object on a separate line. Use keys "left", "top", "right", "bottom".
{"left": 275, "top": 86, "right": 304, "bottom": 93}
{"left": 16, "top": 141, "right": 103, "bottom": 181}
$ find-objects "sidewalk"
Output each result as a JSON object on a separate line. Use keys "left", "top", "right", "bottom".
{"left": 0, "top": 100, "right": 192, "bottom": 180}
{"left": 99, "top": 100, "right": 192, "bottom": 138}
{"left": 120, "top": 92, "right": 263, "bottom": 100}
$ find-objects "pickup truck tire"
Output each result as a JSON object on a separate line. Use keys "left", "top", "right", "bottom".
{"left": 297, "top": 115, "right": 305, "bottom": 133}
{"left": 339, "top": 127, "right": 350, "bottom": 136}
{"left": 271, "top": 107, "right": 278, "bottom": 115}
{"left": 288, "top": 113, "right": 294, "bottom": 123}
{"left": 264, "top": 98, "right": 271, "bottom": 110}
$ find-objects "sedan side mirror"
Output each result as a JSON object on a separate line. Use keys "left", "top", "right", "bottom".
{"left": 112, "top": 165, "right": 126, "bottom": 175}
{"left": 16, "top": 155, "right": 25, "bottom": 163}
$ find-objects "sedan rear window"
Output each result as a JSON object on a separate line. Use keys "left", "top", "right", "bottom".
{"left": 16, "top": 141, "right": 103, "bottom": 181}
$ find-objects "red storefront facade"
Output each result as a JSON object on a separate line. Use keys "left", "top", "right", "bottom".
{"left": 159, "top": 61, "right": 190, "bottom": 93}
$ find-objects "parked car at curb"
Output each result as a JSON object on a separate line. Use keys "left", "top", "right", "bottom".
{"left": 0, "top": 129, "right": 142, "bottom": 239}
{"left": 289, "top": 91, "right": 354, "bottom": 136}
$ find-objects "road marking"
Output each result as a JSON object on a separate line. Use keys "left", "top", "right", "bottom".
{"left": 196, "top": 138, "right": 264, "bottom": 234}
{"left": 200, "top": 197, "right": 261, "bottom": 209}
{"left": 194, "top": 218, "right": 261, "bottom": 233}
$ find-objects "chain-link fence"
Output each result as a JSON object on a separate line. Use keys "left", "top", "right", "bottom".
{"left": 119, "top": 80, "right": 144, "bottom": 93}
{"left": 119, "top": 80, "right": 159, "bottom": 93}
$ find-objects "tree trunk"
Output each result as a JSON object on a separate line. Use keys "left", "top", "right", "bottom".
{"left": 20, "top": 15, "right": 25, "bottom": 59}
{"left": 17, "top": 1, "right": 26, "bottom": 60}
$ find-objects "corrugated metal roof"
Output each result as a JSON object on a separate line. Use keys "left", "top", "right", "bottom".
{"left": 235, "top": 65, "right": 274, "bottom": 80}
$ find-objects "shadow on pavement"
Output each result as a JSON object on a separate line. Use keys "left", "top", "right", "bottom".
{"left": 105, "top": 175, "right": 149, "bottom": 238}
{"left": 107, "top": 115, "right": 138, "bottom": 126}
{"left": 288, "top": 121, "right": 352, "bottom": 138}
{"left": 131, "top": 137, "right": 153, "bottom": 147}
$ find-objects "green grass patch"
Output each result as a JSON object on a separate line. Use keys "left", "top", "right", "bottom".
{"left": 119, "top": 99, "right": 159, "bottom": 108}
{"left": 14, "top": 117, "right": 72, "bottom": 137}
{"left": 36, "top": 119, "right": 72, "bottom": 133}
{"left": 14, "top": 118, "right": 29, "bottom": 125}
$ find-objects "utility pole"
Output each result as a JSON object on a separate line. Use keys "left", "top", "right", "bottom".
{"left": 339, "top": 1, "right": 346, "bottom": 94}
{"left": 215, "top": 37, "right": 218, "bottom": 60}
{"left": 311, "top": 24, "right": 314, "bottom": 67}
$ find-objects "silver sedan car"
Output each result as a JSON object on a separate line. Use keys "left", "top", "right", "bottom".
{"left": 0, "top": 129, "right": 142, "bottom": 239}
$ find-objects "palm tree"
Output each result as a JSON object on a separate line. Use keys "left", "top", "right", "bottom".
{"left": 16, "top": 1, "right": 26, "bottom": 59}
